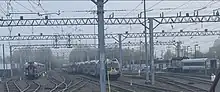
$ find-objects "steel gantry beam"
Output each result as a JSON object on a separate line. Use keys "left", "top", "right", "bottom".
{"left": 0, "top": 30, "right": 219, "bottom": 41}
{"left": 0, "top": 14, "right": 220, "bottom": 27}
{"left": 11, "top": 41, "right": 176, "bottom": 49}
{"left": 154, "top": 15, "right": 220, "bottom": 24}
{"left": 0, "top": 17, "right": 144, "bottom": 27}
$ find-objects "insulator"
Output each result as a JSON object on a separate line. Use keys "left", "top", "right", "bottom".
{"left": 162, "top": 30, "right": 165, "bottom": 33}
{"left": 205, "top": 29, "right": 208, "bottom": 32}
{"left": 40, "top": 33, "right": 43, "bottom": 36}
{"left": 45, "top": 16, "right": 48, "bottom": 19}
{"left": 112, "top": 13, "right": 114, "bottom": 18}
{"left": 20, "top": 16, "right": 23, "bottom": 20}
{"left": 186, "top": 13, "right": 189, "bottom": 17}
{"left": 216, "top": 11, "right": 219, "bottom": 16}
{"left": 180, "top": 30, "right": 183, "bottom": 32}
{"left": 138, "top": 14, "right": 141, "bottom": 18}
{"left": 18, "top": 33, "right": 20, "bottom": 36}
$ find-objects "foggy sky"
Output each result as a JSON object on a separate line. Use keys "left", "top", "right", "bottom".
{"left": 0, "top": 1, "right": 218, "bottom": 58}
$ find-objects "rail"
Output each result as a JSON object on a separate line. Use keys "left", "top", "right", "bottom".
{"left": 5, "top": 79, "right": 23, "bottom": 92}
{"left": 157, "top": 76, "right": 208, "bottom": 92}
{"left": 23, "top": 80, "right": 41, "bottom": 92}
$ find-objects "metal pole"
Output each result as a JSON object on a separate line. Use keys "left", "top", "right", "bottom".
{"left": 194, "top": 45, "right": 196, "bottom": 58}
{"left": 187, "top": 46, "right": 189, "bottom": 57}
{"left": 9, "top": 46, "right": 13, "bottom": 77}
{"left": 94, "top": 13, "right": 96, "bottom": 46}
{"left": 194, "top": 44, "right": 198, "bottom": 58}
{"left": 140, "top": 41, "right": 142, "bottom": 70}
{"left": 149, "top": 18, "right": 155, "bottom": 85}
{"left": 2, "top": 44, "right": 5, "bottom": 78}
{"left": 19, "top": 52, "right": 22, "bottom": 76}
{"left": 119, "top": 34, "right": 123, "bottom": 72}
{"left": 176, "top": 42, "right": 181, "bottom": 57}
{"left": 143, "top": 0, "right": 150, "bottom": 83}
{"left": 92, "top": 0, "right": 107, "bottom": 92}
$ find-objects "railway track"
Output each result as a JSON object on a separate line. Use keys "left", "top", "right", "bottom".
{"left": 68, "top": 78, "right": 88, "bottom": 92}
{"left": 5, "top": 79, "right": 22, "bottom": 92}
{"left": 157, "top": 76, "right": 209, "bottom": 92}
{"left": 160, "top": 73, "right": 212, "bottom": 85}
{"left": 157, "top": 72, "right": 210, "bottom": 80}
{"left": 80, "top": 75, "right": 135, "bottom": 92}
{"left": 48, "top": 76, "right": 66, "bottom": 92}
{"left": 116, "top": 79, "right": 179, "bottom": 92}
{"left": 23, "top": 80, "right": 41, "bottom": 92}
{"left": 62, "top": 77, "right": 83, "bottom": 92}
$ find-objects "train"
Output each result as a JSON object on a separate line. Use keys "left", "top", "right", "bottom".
{"left": 181, "top": 58, "right": 219, "bottom": 72}
{"left": 166, "top": 57, "right": 220, "bottom": 74}
{"left": 62, "top": 58, "right": 121, "bottom": 80}
{"left": 24, "top": 61, "right": 46, "bottom": 80}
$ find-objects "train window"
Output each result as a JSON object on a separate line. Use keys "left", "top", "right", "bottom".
{"left": 107, "top": 63, "right": 119, "bottom": 68}
{"left": 183, "top": 62, "right": 205, "bottom": 66}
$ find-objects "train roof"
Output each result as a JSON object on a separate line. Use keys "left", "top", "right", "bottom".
{"left": 90, "top": 60, "right": 99, "bottom": 64}
{"left": 181, "top": 58, "right": 209, "bottom": 62}
{"left": 24, "top": 61, "right": 45, "bottom": 66}
{"left": 75, "top": 62, "right": 85, "bottom": 65}
{"left": 106, "top": 59, "right": 119, "bottom": 64}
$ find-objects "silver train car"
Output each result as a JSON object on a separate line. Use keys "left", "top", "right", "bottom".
{"left": 181, "top": 58, "right": 220, "bottom": 73}
{"left": 62, "top": 63, "right": 74, "bottom": 73}
{"left": 74, "top": 58, "right": 121, "bottom": 80}
{"left": 24, "top": 62, "right": 45, "bottom": 80}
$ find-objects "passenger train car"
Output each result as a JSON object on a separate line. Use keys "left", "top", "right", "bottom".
{"left": 181, "top": 58, "right": 219, "bottom": 73}
{"left": 62, "top": 63, "right": 74, "bottom": 73}
{"left": 24, "top": 62, "right": 45, "bottom": 80}
{"left": 73, "top": 58, "right": 121, "bottom": 80}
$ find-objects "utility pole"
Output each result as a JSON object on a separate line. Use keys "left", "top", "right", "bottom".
{"left": 2, "top": 44, "right": 5, "bottom": 79}
{"left": 92, "top": 0, "right": 108, "bottom": 92}
{"left": 176, "top": 41, "right": 181, "bottom": 57}
{"left": 140, "top": 41, "right": 142, "bottom": 70}
{"left": 149, "top": 18, "right": 155, "bottom": 85}
{"left": 186, "top": 46, "right": 190, "bottom": 57}
{"left": 9, "top": 46, "right": 13, "bottom": 77}
{"left": 118, "top": 34, "right": 122, "bottom": 73}
{"left": 194, "top": 44, "right": 198, "bottom": 58}
{"left": 143, "top": 0, "right": 150, "bottom": 83}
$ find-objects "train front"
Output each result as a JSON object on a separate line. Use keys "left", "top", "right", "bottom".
{"left": 24, "top": 62, "right": 37, "bottom": 79}
{"left": 106, "top": 58, "right": 121, "bottom": 80}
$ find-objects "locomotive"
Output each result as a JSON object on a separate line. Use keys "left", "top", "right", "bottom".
{"left": 24, "top": 62, "right": 45, "bottom": 80}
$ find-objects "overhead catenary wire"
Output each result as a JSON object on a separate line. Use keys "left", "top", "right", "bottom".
{"left": 147, "top": 0, "right": 164, "bottom": 11}
{"left": 123, "top": 0, "right": 143, "bottom": 17}
{"left": 13, "top": 0, "right": 33, "bottom": 12}
{"left": 166, "top": 1, "right": 218, "bottom": 43}
{"left": 28, "top": 0, "right": 39, "bottom": 12}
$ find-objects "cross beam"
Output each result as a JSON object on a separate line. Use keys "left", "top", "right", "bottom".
{"left": 1, "top": 30, "right": 219, "bottom": 41}
{"left": 0, "top": 15, "right": 220, "bottom": 27}
{"left": 11, "top": 41, "right": 176, "bottom": 49}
